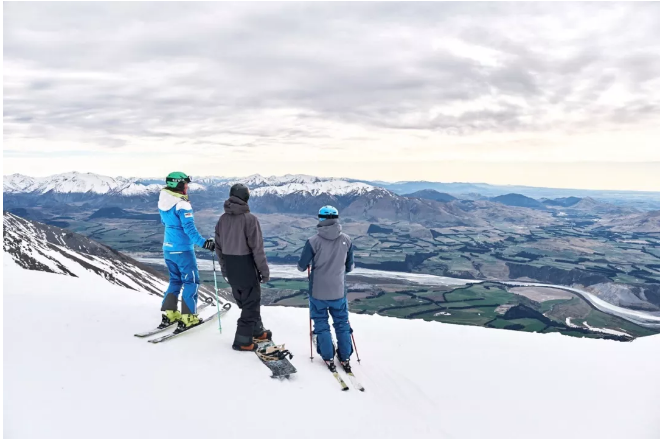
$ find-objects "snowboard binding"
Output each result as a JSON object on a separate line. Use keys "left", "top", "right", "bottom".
{"left": 257, "top": 344, "right": 293, "bottom": 362}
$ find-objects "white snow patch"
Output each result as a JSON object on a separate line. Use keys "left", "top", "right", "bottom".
{"left": 566, "top": 317, "right": 581, "bottom": 328}
{"left": 582, "top": 322, "right": 632, "bottom": 338}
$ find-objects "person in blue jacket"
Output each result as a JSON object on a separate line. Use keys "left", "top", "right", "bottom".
{"left": 158, "top": 171, "right": 215, "bottom": 330}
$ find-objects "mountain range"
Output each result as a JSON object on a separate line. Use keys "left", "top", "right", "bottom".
{"left": 368, "top": 179, "right": 660, "bottom": 211}
{"left": 3, "top": 172, "right": 660, "bottom": 234}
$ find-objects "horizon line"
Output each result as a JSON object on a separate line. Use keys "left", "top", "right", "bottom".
{"left": 4, "top": 170, "right": 660, "bottom": 194}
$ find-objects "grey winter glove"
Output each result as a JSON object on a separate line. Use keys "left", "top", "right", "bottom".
{"left": 260, "top": 274, "right": 270, "bottom": 283}
{"left": 203, "top": 238, "right": 215, "bottom": 251}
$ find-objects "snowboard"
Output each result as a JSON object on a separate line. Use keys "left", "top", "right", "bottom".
{"left": 255, "top": 339, "right": 297, "bottom": 379}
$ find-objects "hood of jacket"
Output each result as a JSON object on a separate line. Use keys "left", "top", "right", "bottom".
{"left": 224, "top": 196, "right": 250, "bottom": 215}
{"left": 158, "top": 189, "right": 189, "bottom": 211}
{"left": 317, "top": 219, "right": 342, "bottom": 240}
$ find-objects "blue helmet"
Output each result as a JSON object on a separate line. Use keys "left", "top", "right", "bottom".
{"left": 318, "top": 205, "right": 339, "bottom": 221}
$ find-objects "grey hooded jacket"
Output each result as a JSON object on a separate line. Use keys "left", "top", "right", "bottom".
{"left": 214, "top": 196, "right": 269, "bottom": 287}
{"left": 297, "top": 219, "right": 355, "bottom": 301}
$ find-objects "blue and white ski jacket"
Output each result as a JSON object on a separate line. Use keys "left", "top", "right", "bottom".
{"left": 158, "top": 189, "right": 206, "bottom": 251}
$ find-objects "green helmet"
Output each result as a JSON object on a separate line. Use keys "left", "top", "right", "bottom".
{"left": 165, "top": 171, "right": 191, "bottom": 190}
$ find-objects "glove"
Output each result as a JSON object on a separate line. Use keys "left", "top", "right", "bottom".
{"left": 260, "top": 274, "right": 270, "bottom": 283}
{"left": 203, "top": 238, "right": 215, "bottom": 251}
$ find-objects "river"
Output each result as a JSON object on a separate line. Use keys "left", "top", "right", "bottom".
{"left": 135, "top": 257, "right": 660, "bottom": 328}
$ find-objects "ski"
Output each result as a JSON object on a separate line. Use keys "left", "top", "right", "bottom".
{"left": 134, "top": 301, "right": 212, "bottom": 337}
{"left": 333, "top": 371, "right": 349, "bottom": 391}
{"left": 336, "top": 351, "right": 364, "bottom": 391}
{"left": 344, "top": 372, "right": 365, "bottom": 392}
{"left": 324, "top": 361, "right": 349, "bottom": 391}
{"left": 147, "top": 303, "right": 232, "bottom": 343}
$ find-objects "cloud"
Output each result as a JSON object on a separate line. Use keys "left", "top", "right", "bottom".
{"left": 2, "top": 2, "right": 660, "bottom": 175}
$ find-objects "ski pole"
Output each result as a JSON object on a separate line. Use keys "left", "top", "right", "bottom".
{"left": 309, "top": 318, "right": 314, "bottom": 362}
{"left": 212, "top": 253, "right": 222, "bottom": 334}
{"left": 307, "top": 266, "right": 314, "bottom": 361}
{"left": 350, "top": 323, "right": 361, "bottom": 364}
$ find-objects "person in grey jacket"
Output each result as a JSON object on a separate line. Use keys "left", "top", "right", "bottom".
{"left": 215, "top": 183, "right": 271, "bottom": 351}
{"left": 297, "top": 205, "right": 355, "bottom": 370}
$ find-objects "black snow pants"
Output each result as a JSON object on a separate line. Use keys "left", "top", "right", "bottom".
{"left": 231, "top": 282, "right": 266, "bottom": 346}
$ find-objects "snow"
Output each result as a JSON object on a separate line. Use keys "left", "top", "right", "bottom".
{"left": 582, "top": 322, "right": 632, "bottom": 338}
{"left": 3, "top": 173, "right": 37, "bottom": 193}
{"left": 3, "top": 172, "right": 375, "bottom": 198}
{"left": 115, "top": 182, "right": 160, "bottom": 196}
{"left": 3, "top": 256, "right": 660, "bottom": 439}
{"left": 4, "top": 213, "right": 169, "bottom": 295}
{"left": 187, "top": 182, "right": 207, "bottom": 192}
{"left": 3, "top": 172, "right": 134, "bottom": 195}
{"left": 566, "top": 317, "right": 580, "bottom": 328}
{"left": 252, "top": 181, "right": 384, "bottom": 197}
{"left": 191, "top": 174, "right": 333, "bottom": 189}
{"left": 3, "top": 172, "right": 208, "bottom": 196}
{"left": 239, "top": 173, "right": 330, "bottom": 187}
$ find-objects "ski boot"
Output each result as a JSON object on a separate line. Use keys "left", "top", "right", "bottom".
{"left": 324, "top": 359, "right": 338, "bottom": 373}
{"left": 232, "top": 342, "right": 258, "bottom": 352}
{"left": 336, "top": 349, "right": 352, "bottom": 373}
{"left": 253, "top": 329, "right": 273, "bottom": 342}
{"left": 160, "top": 310, "right": 182, "bottom": 328}
{"left": 175, "top": 313, "right": 201, "bottom": 332}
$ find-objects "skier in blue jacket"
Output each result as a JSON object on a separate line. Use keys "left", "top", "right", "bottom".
{"left": 158, "top": 172, "right": 215, "bottom": 330}
{"left": 297, "top": 205, "right": 356, "bottom": 373}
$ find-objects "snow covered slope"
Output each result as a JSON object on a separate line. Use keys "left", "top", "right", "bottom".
{"left": 3, "top": 256, "right": 659, "bottom": 438}
{"left": 2, "top": 212, "right": 222, "bottom": 300}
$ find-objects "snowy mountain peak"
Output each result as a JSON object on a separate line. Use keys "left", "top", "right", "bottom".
{"left": 230, "top": 173, "right": 334, "bottom": 188}
{"left": 252, "top": 180, "right": 386, "bottom": 197}
{"left": 3, "top": 171, "right": 136, "bottom": 195}
{"left": 3, "top": 172, "right": 386, "bottom": 200}
{"left": 3, "top": 173, "right": 37, "bottom": 193}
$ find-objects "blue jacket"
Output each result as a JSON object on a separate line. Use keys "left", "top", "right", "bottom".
{"left": 158, "top": 189, "right": 206, "bottom": 251}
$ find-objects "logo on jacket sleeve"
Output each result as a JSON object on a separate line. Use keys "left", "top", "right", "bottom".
{"left": 184, "top": 212, "right": 193, "bottom": 218}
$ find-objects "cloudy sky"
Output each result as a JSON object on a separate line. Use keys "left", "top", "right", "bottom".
{"left": 3, "top": 2, "right": 660, "bottom": 190}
